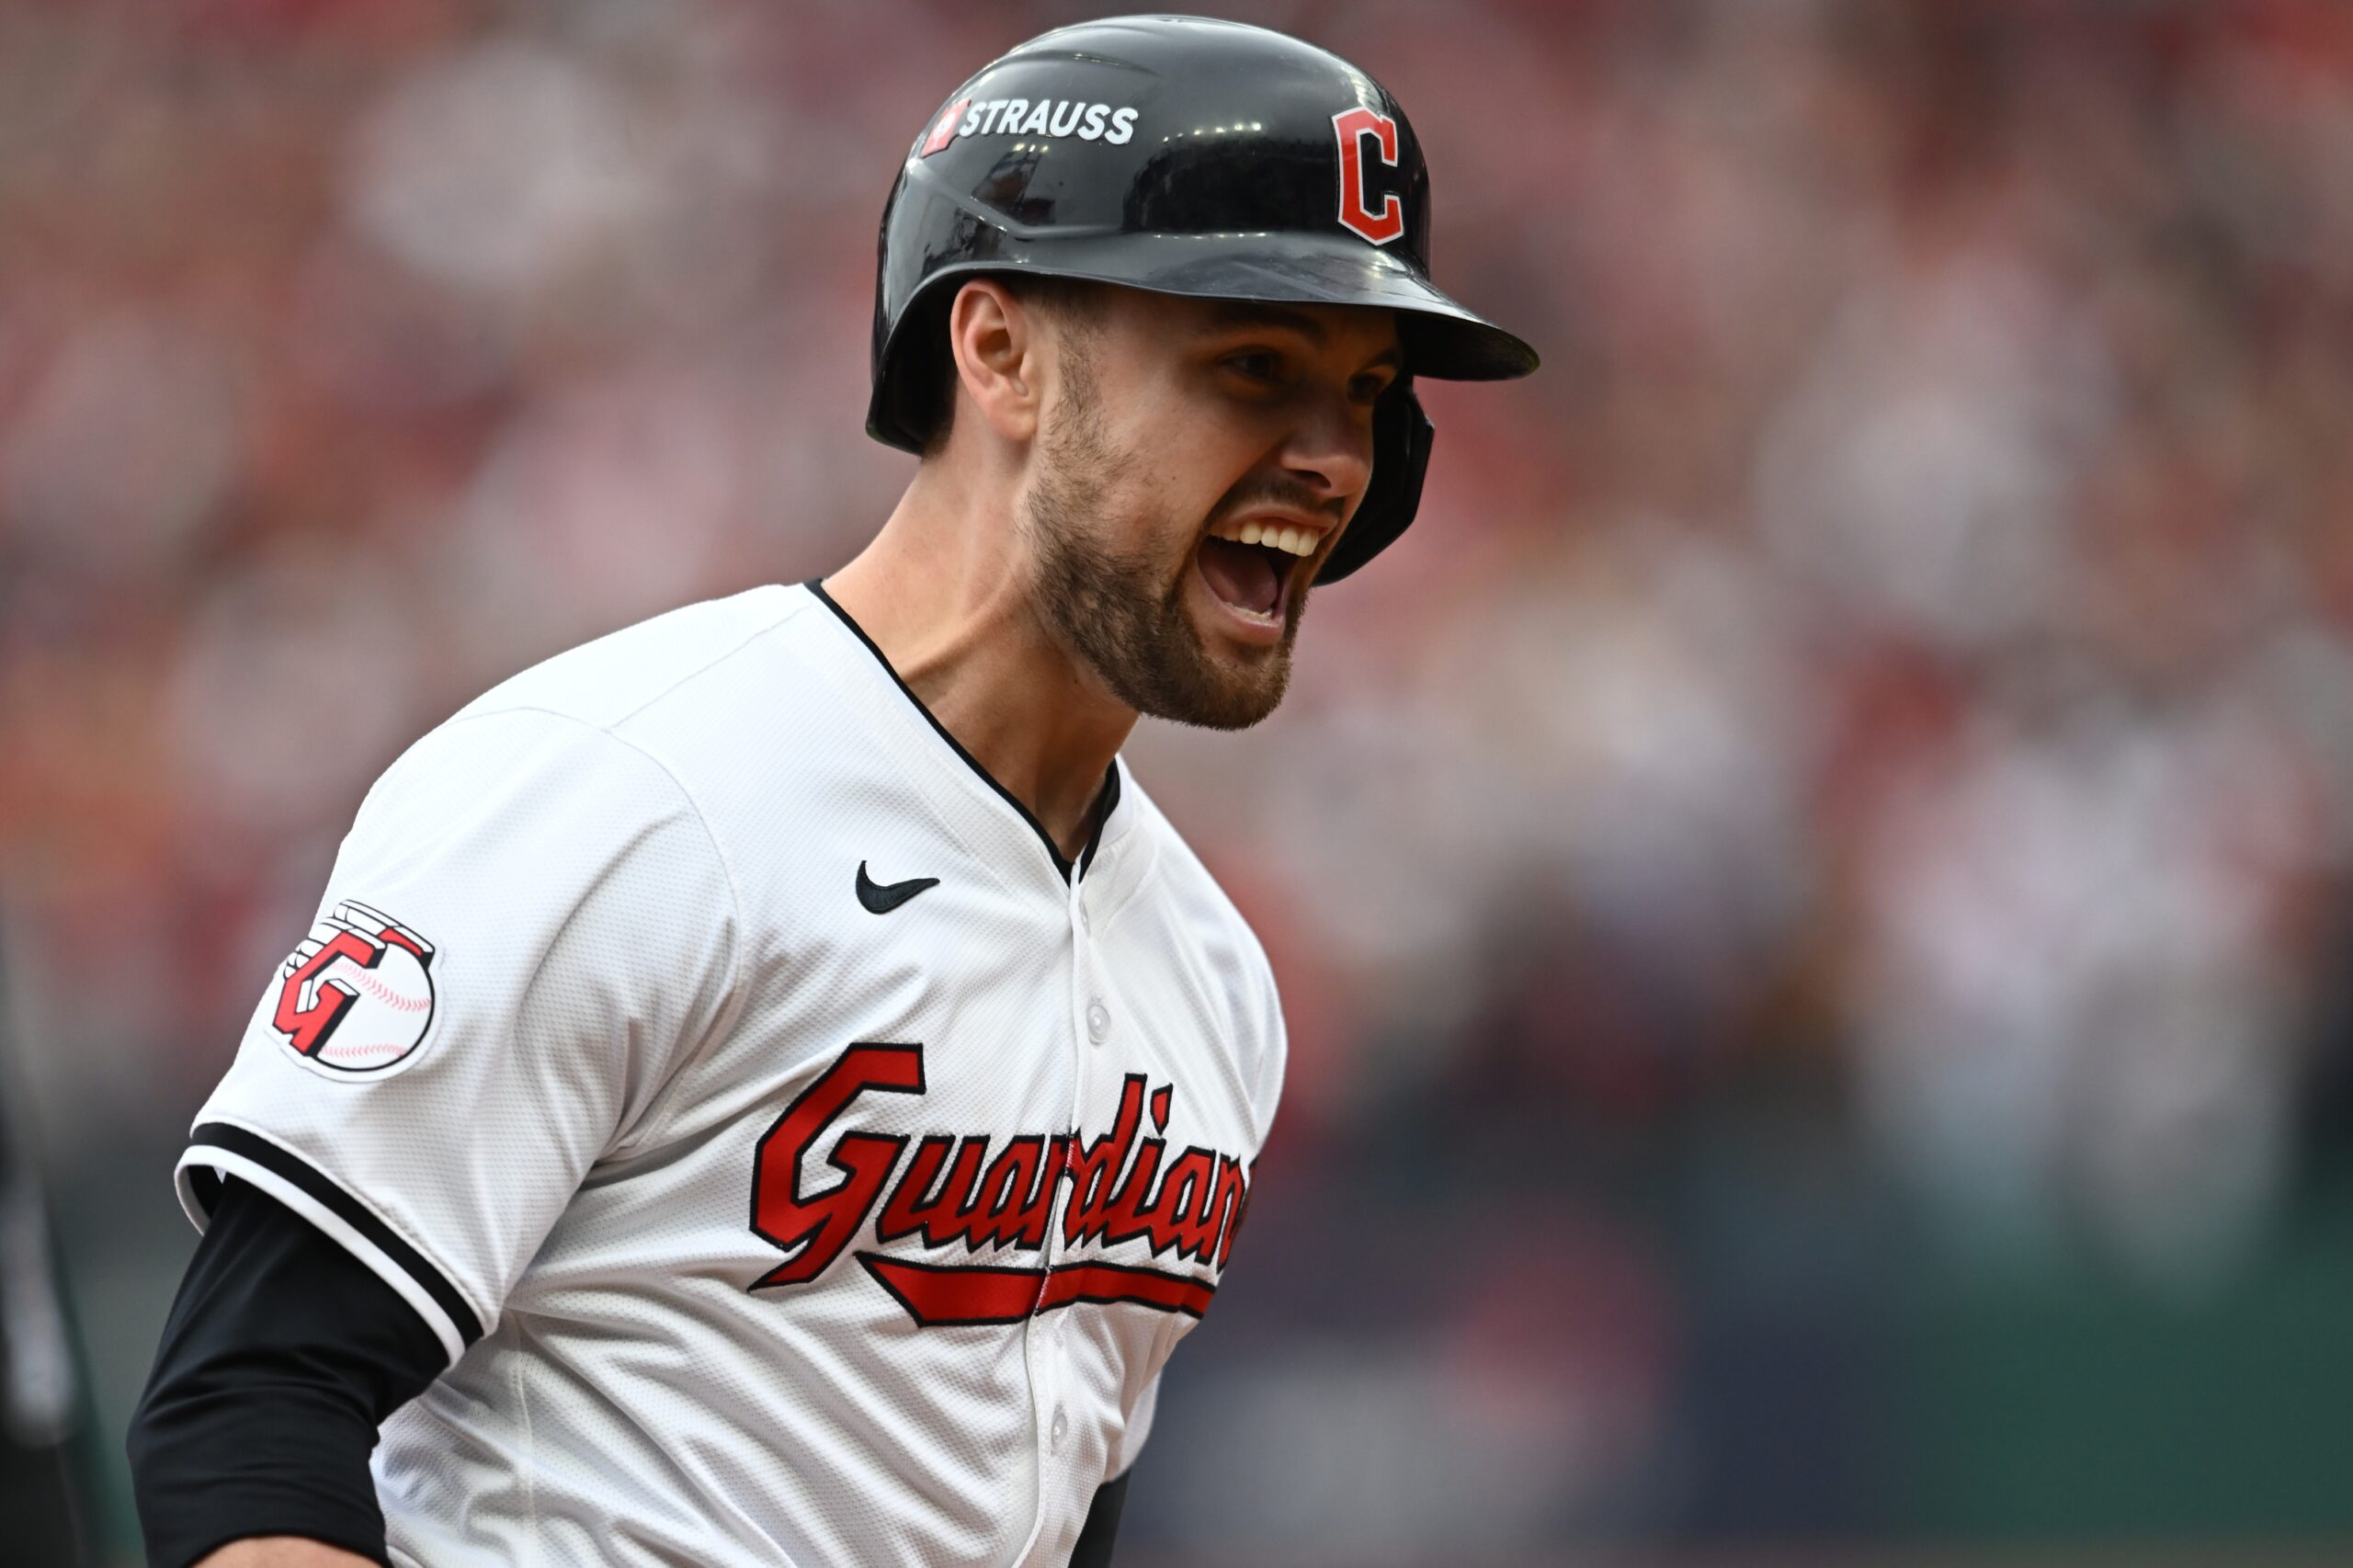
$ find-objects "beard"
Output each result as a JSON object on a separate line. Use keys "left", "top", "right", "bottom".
{"left": 1020, "top": 355, "right": 1304, "bottom": 731}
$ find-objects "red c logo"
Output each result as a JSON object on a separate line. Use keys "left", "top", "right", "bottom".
{"left": 1333, "top": 107, "right": 1404, "bottom": 246}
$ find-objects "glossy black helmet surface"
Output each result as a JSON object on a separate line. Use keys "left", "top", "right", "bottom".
{"left": 868, "top": 14, "right": 1539, "bottom": 583}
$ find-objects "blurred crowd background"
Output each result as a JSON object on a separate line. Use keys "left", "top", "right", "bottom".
{"left": 6, "top": 0, "right": 2353, "bottom": 1562}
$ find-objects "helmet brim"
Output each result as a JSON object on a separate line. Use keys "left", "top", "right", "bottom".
{"left": 1067, "top": 232, "right": 1540, "bottom": 382}
{"left": 881, "top": 228, "right": 1536, "bottom": 405}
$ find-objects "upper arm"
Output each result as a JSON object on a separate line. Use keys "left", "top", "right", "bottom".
{"left": 131, "top": 1176, "right": 446, "bottom": 1568}
{"left": 176, "top": 709, "right": 739, "bottom": 1359}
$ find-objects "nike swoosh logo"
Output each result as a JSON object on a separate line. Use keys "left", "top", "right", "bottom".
{"left": 857, "top": 861, "right": 940, "bottom": 915}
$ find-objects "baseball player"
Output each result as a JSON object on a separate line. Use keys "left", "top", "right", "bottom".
{"left": 128, "top": 17, "right": 1535, "bottom": 1567}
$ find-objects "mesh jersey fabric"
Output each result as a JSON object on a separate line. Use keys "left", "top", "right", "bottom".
{"left": 176, "top": 583, "right": 1288, "bottom": 1568}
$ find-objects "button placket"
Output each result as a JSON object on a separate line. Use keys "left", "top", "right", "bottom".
{"left": 1065, "top": 875, "right": 1096, "bottom": 1066}
{"left": 1046, "top": 869, "right": 1103, "bottom": 1484}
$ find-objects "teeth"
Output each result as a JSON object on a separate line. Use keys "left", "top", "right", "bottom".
{"left": 1208, "top": 517, "right": 1322, "bottom": 556}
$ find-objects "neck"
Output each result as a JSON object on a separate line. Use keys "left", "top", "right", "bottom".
{"left": 822, "top": 459, "right": 1136, "bottom": 866}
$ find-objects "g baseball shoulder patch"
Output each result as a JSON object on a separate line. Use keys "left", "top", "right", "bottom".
{"left": 268, "top": 900, "right": 439, "bottom": 1077}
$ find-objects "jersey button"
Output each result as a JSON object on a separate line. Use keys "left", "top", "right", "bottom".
{"left": 1050, "top": 1403, "right": 1069, "bottom": 1451}
{"left": 1086, "top": 999, "right": 1111, "bottom": 1044}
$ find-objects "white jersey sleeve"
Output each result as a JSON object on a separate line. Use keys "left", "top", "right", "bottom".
{"left": 177, "top": 706, "right": 740, "bottom": 1365}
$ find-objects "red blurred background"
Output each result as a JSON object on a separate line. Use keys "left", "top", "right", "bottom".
{"left": 6, "top": 1, "right": 2353, "bottom": 1562}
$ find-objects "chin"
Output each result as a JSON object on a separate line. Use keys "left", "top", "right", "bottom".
{"left": 1147, "top": 597, "right": 1297, "bottom": 730}
{"left": 1028, "top": 504, "right": 1305, "bottom": 729}
{"left": 1182, "top": 668, "right": 1290, "bottom": 731}
{"left": 1150, "top": 679, "right": 1290, "bottom": 732}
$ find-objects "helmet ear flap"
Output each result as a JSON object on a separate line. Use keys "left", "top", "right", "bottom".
{"left": 869, "top": 283, "right": 955, "bottom": 454}
{"left": 1314, "top": 382, "right": 1432, "bottom": 585}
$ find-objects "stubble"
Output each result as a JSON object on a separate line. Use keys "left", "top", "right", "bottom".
{"left": 1021, "top": 344, "right": 1302, "bottom": 731}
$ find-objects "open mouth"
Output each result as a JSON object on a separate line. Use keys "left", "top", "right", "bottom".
{"left": 1197, "top": 517, "right": 1323, "bottom": 623}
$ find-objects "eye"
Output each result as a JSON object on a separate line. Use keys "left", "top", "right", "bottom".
{"left": 1349, "top": 370, "right": 1395, "bottom": 405}
{"left": 1223, "top": 349, "right": 1284, "bottom": 383}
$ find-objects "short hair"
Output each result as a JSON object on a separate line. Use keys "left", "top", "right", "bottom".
{"left": 914, "top": 273, "right": 1103, "bottom": 458}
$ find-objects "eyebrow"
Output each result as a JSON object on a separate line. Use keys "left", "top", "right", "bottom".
{"left": 1199, "top": 301, "right": 1403, "bottom": 369}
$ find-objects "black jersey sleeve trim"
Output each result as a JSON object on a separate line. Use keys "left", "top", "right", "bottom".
{"left": 805, "top": 578, "right": 1120, "bottom": 882}
{"left": 182, "top": 1122, "right": 485, "bottom": 1361}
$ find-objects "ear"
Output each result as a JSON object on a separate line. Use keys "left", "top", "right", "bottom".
{"left": 946, "top": 279, "right": 1044, "bottom": 445}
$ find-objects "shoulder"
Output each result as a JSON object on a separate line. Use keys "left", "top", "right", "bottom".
{"left": 345, "top": 590, "right": 829, "bottom": 882}
{"left": 1118, "top": 778, "right": 1286, "bottom": 1108}
{"left": 365, "top": 584, "right": 828, "bottom": 828}
{"left": 1127, "top": 784, "right": 1275, "bottom": 983}
{"left": 450, "top": 584, "right": 814, "bottom": 734}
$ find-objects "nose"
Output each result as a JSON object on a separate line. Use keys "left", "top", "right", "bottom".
{"left": 1279, "top": 396, "right": 1375, "bottom": 512}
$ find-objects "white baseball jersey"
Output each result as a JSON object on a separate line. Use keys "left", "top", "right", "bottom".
{"left": 175, "top": 582, "right": 1287, "bottom": 1567}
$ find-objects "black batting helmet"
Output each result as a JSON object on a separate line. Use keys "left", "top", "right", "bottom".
{"left": 867, "top": 14, "right": 1539, "bottom": 584}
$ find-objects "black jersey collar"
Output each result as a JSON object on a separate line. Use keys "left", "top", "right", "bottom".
{"left": 808, "top": 580, "right": 1121, "bottom": 883}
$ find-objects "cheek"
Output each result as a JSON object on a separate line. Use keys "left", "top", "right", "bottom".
{"left": 1095, "top": 374, "right": 1279, "bottom": 538}
{"left": 1106, "top": 411, "right": 1252, "bottom": 539}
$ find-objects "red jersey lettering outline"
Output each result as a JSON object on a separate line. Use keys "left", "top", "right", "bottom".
{"left": 748, "top": 1047, "right": 1252, "bottom": 1325}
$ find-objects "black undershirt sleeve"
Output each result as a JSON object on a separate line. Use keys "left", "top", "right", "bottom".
{"left": 127, "top": 1176, "right": 446, "bottom": 1568}
{"left": 1072, "top": 1466, "right": 1131, "bottom": 1567}
{"left": 131, "top": 1176, "right": 1134, "bottom": 1568}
